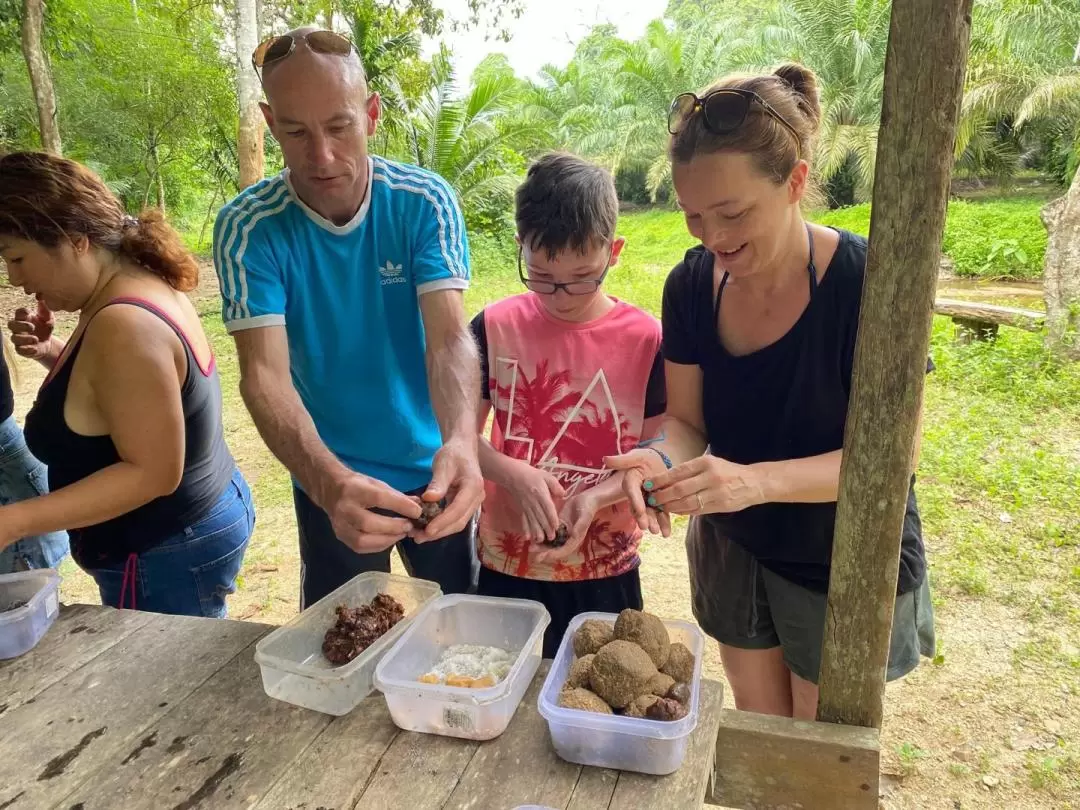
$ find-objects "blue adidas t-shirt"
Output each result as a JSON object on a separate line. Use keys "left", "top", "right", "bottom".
{"left": 212, "top": 156, "right": 470, "bottom": 493}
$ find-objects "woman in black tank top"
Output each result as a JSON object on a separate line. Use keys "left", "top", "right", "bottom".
{"left": 605, "top": 66, "right": 935, "bottom": 719}
{"left": 0, "top": 152, "right": 254, "bottom": 618}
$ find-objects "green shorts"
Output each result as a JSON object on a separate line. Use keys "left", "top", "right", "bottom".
{"left": 686, "top": 516, "right": 935, "bottom": 684}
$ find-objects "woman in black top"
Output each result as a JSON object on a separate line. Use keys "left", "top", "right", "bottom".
{"left": 0, "top": 152, "right": 254, "bottom": 617}
{"left": 0, "top": 336, "right": 69, "bottom": 572}
{"left": 607, "top": 64, "right": 934, "bottom": 718}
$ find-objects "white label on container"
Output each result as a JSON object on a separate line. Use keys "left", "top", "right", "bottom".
{"left": 443, "top": 706, "right": 476, "bottom": 734}
{"left": 45, "top": 592, "right": 58, "bottom": 618}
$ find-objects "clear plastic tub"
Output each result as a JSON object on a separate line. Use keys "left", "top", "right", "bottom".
{"left": 374, "top": 594, "right": 550, "bottom": 741}
{"left": 0, "top": 569, "right": 61, "bottom": 660}
{"left": 254, "top": 571, "right": 441, "bottom": 716}
{"left": 537, "top": 611, "right": 705, "bottom": 776}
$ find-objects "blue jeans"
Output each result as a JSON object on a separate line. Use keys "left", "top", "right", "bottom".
{"left": 85, "top": 470, "right": 254, "bottom": 618}
{"left": 0, "top": 415, "right": 69, "bottom": 573}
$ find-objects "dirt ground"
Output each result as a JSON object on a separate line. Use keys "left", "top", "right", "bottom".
{"left": 1, "top": 271, "right": 1075, "bottom": 810}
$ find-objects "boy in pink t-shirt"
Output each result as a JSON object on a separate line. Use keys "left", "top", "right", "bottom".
{"left": 471, "top": 153, "right": 666, "bottom": 656}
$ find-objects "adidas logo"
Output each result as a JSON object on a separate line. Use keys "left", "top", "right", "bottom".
{"left": 379, "top": 259, "right": 407, "bottom": 286}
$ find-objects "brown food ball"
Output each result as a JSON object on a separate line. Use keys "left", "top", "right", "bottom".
{"left": 412, "top": 499, "right": 447, "bottom": 529}
{"left": 660, "top": 642, "right": 695, "bottom": 684}
{"left": 565, "top": 654, "right": 595, "bottom": 689}
{"left": 622, "top": 693, "right": 660, "bottom": 718}
{"left": 573, "top": 619, "right": 614, "bottom": 657}
{"left": 589, "top": 640, "right": 658, "bottom": 709}
{"left": 646, "top": 672, "right": 676, "bottom": 697}
{"left": 614, "top": 609, "right": 671, "bottom": 670}
{"left": 666, "top": 682, "right": 692, "bottom": 705}
{"left": 646, "top": 696, "right": 688, "bottom": 722}
{"left": 558, "top": 687, "right": 613, "bottom": 714}
{"left": 543, "top": 524, "right": 570, "bottom": 547}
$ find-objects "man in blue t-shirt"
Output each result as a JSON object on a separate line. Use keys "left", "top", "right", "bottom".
{"left": 213, "top": 27, "right": 483, "bottom": 607}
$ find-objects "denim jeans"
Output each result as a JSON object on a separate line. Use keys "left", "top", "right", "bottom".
{"left": 85, "top": 469, "right": 254, "bottom": 618}
{"left": 0, "top": 415, "right": 70, "bottom": 573}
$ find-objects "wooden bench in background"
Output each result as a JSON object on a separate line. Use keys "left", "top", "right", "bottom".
{"left": 933, "top": 297, "right": 1046, "bottom": 342}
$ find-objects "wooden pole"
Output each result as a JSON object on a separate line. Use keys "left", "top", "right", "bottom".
{"left": 817, "top": 0, "right": 974, "bottom": 729}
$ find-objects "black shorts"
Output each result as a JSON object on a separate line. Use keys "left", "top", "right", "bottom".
{"left": 477, "top": 565, "right": 643, "bottom": 658}
{"left": 293, "top": 485, "right": 477, "bottom": 609}
{"left": 686, "top": 516, "right": 935, "bottom": 683}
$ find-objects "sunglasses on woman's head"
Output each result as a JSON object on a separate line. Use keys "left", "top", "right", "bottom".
{"left": 251, "top": 30, "right": 355, "bottom": 74}
{"left": 667, "top": 88, "right": 801, "bottom": 154}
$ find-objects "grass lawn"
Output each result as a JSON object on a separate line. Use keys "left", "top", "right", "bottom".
{"left": 7, "top": 203, "right": 1076, "bottom": 809}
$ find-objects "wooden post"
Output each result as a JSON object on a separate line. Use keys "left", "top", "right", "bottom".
{"left": 817, "top": 0, "right": 974, "bottom": 729}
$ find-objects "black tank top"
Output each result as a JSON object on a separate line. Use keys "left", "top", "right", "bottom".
{"left": 23, "top": 298, "right": 236, "bottom": 566}
{"left": 0, "top": 348, "right": 12, "bottom": 423}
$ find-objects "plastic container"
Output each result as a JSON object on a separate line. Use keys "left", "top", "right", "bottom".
{"left": 254, "top": 571, "right": 441, "bottom": 716}
{"left": 374, "top": 594, "right": 550, "bottom": 741}
{"left": 537, "top": 612, "right": 705, "bottom": 776}
{"left": 0, "top": 569, "right": 61, "bottom": 659}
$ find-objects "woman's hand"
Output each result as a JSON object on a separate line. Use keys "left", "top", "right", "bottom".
{"left": 645, "top": 455, "right": 767, "bottom": 515}
{"left": 602, "top": 449, "right": 672, "bottom": 536}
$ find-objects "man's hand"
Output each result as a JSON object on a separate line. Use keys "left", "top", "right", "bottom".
{"left": 410, "top": 437, "right": 483, "bottom": 542}
{"left": 535, "top": 489, "right": 598, "bottom": 563}
{"left": 8, "top": 300, "right": 56, "bottom": 361}
{"left": 324, "top": 472, "right": 423, "bottom": 553}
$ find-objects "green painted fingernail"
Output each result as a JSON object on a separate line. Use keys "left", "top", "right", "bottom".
{"left": 643, "top": 480, "right": 654, "bottom": 490}
{"left": 647, "top": 495, "right": 657, "bottom": 506}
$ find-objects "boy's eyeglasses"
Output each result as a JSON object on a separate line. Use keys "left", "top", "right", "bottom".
{"left": 251, "top": 30, "right": 355, "bottom": 76}
{"left": 667, "top": 88, "right": 801, "bottom": 155}
{"left": 517, "top": 244, "right": 612, "bottom": 295}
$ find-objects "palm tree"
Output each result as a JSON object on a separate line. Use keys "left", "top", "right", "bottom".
{"left": 391, "top": 47, "right": 533, "bottom": 221}
{"left": 739, "top": 0, "right": 892, "bottom": 205}
{"left": 958, "top": 0, "right": 1080, "bottom": 184}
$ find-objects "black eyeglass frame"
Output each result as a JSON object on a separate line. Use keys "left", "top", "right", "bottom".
{"left": 516, "top": 243, "right": 615, "bottom": 296}
{"left": 667, "top": 88, "right": 802, "bottom": 155}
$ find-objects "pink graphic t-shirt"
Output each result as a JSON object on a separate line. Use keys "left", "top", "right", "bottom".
{"left": 470, "top": 293, "right": 665, "bottom": 582}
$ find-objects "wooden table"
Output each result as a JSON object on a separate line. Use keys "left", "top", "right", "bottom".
{"left": 0, "top": 604, "right": 724, "bottom": 810}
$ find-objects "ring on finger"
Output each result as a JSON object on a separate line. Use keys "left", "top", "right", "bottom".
{"left": 696, "top": 492, "right": 704, "bottom": 512}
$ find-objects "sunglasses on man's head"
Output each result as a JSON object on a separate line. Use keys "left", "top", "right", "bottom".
{"left": 667, "top": 88, "right": 801, "bottom": 153}
{"left": 251, "top": 30, "right": 355, "bottom": 74}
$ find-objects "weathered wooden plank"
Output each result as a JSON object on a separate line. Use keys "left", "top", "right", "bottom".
{"left": 443, "top": 662, "right": 580, "bottom": 810}
{"left": 708, "top": 709, "right": 880, "bottom": 810}
{"left": 0, "top": 605, "right": 152, "bottom": 716}
{"left": 59, "top": 631, "right": 330, "bottom": 810}
{"left": 819, "top": 0, "right": 975, "bottom": 729}
{"left": 934, "top": 298, "right": 1045, "bottom": 331}
{"left": 252, "top": 696, "right": 400, "bottom": 810}
{"left": 351, "top": 732, "right": 479, "bottom": 810}
{"left": 606, "top": 679, "right": 724, "bottom": 810}
{"left": 566, "top": 768, "right": 618, "bottom": 810}
{"left": 0, "top": 612, "right": 267, "bottom": 810}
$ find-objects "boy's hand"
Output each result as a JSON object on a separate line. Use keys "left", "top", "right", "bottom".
{"left": 501, "top": 459, "right": 566, "bottom": 543}
{"left": 536, "top": 490, "right": 598, "bottom": 563}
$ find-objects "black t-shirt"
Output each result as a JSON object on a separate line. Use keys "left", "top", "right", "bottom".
{"left": 0, "top": 348, "right": 13, "bottom": 424}
{"left": 662, "top": 229, "right": 928, "bottom": 594}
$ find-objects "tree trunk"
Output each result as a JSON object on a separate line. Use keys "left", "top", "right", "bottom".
{"left": 235, "top": 0, "right": 264, "bottom": 190}
{"left": 21, "top": 0, "right": 62, "bottom": 155}
{"left": 816, "top": 0, "right": 974, "bottom": 730}
{"left": 1041, "top": 165, "right": 1080, "bottom": 361}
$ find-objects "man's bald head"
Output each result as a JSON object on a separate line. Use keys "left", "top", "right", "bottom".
{"left": 261, "top": 25, "right": 368, "bottom": 102}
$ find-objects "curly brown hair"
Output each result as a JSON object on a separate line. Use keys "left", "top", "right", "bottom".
{"left": 0, "top": 152, "right": 199, "bottom": 292}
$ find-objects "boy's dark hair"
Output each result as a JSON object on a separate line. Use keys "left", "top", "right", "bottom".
{"left": 515, "top": 152, "right": 618, "bottom": 260}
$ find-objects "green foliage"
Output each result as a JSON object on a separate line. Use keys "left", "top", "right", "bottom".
{"left": 812, "top": 196, "right": 1048, "bottom": 279}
